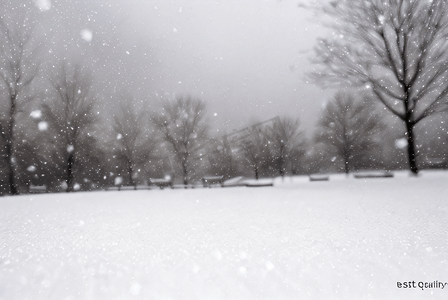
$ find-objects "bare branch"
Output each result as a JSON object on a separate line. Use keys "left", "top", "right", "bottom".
{"left": 306, "top": 0, "right": 448, "bottom": 173}
{"left": 151, "top": 95, "right": 208, "bottom": 185}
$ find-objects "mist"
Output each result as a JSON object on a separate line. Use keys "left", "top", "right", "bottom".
{"left": 30, "top": 0, "right": 331, "bottom": 135}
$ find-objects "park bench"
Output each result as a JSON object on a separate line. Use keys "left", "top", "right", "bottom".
{"left": 106, "top": 185, "right": 137, "bottom": 191}
{"left": 202, "top": 176, "right": 224, "bottom": 188}
{"left": 149, "top": 178, "right": 173, "bottom": 189}
{"left": 245, "top": 182, "right": 273, "bottom": 187}
{"left": 29, "top": 185, "right": 47, "bottom": 193}
{"left": 354, "top": 171, "right": 393, "bottom": 179}
{"left": 243, "top": 178, "right": 274, "bottom": 187}
{"left": 309, "top": 175, "right": 330, "bottom": 182}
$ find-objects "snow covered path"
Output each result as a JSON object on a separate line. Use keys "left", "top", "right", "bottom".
{"left": 1, "top": 172, "right": 448, "bottom": 299}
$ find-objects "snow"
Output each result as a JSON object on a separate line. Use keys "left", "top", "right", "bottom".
{"left": 1, "top": 171, "right": 448, "bottom": 299}
{"left": 80, "top": 29, "right": 93, "bottom": 42}
{"left": 66, "top": 145, "right": 74, "bottom": 153}
{"left": 395, "top": 138, "right": 408, "bottom": 149}
{"left": 114, "top": 176, "right": 123, "bottom": 185}
{"left": 30, "top": 110, "right": 42, "bottom": 119}
{"left": 37, "top": 121, "right": 48, "bottom": 131}
{"left": 33, "top": 0, "right": 51, "bottom": 11}
{"left": 26, "top": 166, "right": 37, "bottom": 172}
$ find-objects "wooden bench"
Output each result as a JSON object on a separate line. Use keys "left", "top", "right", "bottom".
{"left": 245, "top": 182, "right": 273, "bottom": 187}
{"left": 354, "top": 171, "right": 393, "bottom": 179}
{"left": 106, "top": 186, "right": 137, "bottom": 191}
{"left": 202, "top": 176, "right": 224, "bottom": 188}
{"left": 149, "top": 178, "right": 173, "bottom": 189}
{"left": 29, "top": 185, "right": 47, "bottom": 194}
{"left": 309, "top": 175, "right": 330, "bottom": 182}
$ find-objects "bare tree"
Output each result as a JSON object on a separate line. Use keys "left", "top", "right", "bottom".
{"left": 205, "top": 138, "right": 239, "bottom": 179}
{"left": 238, "top": 135, "right": 270, "bottom": 180}
{"left": 113, "top": 101, "right": 157, "bottom": 188}
{"left": 234, "top": 116, "right": 306, "bottom": 179}
{"left": 151, "top": 96, "right": 208, "bottom": 185}
{"left": 314, "top": 91, "right": 384, "bottom": 174}
{"left": 45, "top": 62, "right": 97, "bottom": 192}
{"left": 74, "top": 134, "right": 109, "bottom": 191}
{"left": 306, "top": 0, "right": 448, "bottom": 174}
{"left": 270, "top": 116, "right": 306, "bottom": 177}
{"left": 14, "top": 133, "right": 47, "bottom": 193}
{"left": 0, "top": 6, "right": 40, "bottom": 194}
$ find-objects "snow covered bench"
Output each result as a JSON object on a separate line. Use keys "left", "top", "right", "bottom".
{"left": 202, "top": 176, "right": 224, "bottom": 188}
{"left": 149, "top": 178, "right": 173, "bottom": 189}
{"left": 29, "top": 185, "right": 47, "bottom": 194}
{"left": 309, "top": 175, "right": 330, "bottom": 182}
{"left": 244, "top": 178, "right": 274, "bottom": 187}
{"left": 106, "top": 186, "right": 138, "bottom": 191}
{"left": 354, "top": 171, "right": 393, "bottom": 179}
{"left": 119, "top": 186, "right": 138, "bottom": 191}
{"left": 221, "top": 176, "right": 247, "bottom": 187}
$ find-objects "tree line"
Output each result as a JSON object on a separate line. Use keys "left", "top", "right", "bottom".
{"left": 3, "top": 85, "right": 446, "bottom": 196}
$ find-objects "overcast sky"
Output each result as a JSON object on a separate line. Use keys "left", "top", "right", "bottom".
{"left": 32, "top": 0, "right": 333, "bottom": 135}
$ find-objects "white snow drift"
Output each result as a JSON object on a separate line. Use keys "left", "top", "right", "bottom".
{"left": 1, "top": 171, "right": 447, "bottom": 299}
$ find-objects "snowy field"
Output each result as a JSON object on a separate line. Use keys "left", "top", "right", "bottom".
{"left": 1, "top": 171, "right": 448, "bottom": 300}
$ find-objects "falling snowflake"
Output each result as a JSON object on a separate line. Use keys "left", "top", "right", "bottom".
{"left": 80, "top": 29, "right": 93, "bottom": 42}
{"left": 38, "top": 121, "right": 48, "bottom": 131}
{"left": 213, "top": 250, "right": 222, "bottom": 261}
{"left": 30, "top": 110, "right": 42, "bottom": 119}
{"left": 130, "top": 283, "right": 141, "bottom": 295}
{"left": 27, "top": 166, "right": 37, "bottom": 172}
{"left": 192, "top": 265, "right": 200, "bottom": 273}
{"left": 114, "top": 177, "right": 123, "bottom": 185}
{"left": 265, "top": 261, "right": 275, "bottom": 271}
{"left": 34, "top": 0, "right": 51, "bottom": 11}
{"left": 395, "top": 138, "right": 408, "bottom": 149}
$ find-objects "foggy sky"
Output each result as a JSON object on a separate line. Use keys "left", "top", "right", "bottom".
{"left": 31, "top": 0, "right": 332, "bottom": 136}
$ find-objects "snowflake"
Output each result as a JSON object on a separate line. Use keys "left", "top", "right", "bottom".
{"left": 80, "top": 29, "right": 93, "bottom": 42}
{"left": 34, "top": 0, "right": 51, "bottom": 11}
{"left": 38, "top": 121, "right": 48, "bottom": 131}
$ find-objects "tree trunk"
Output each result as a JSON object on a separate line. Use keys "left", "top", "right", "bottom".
{"left": 182, "top": 161, "right": 188, "bottom": 186}
{"left": 254, "top": 165, "right": 259, "bottom": 180}
{"left": 343, "top": 151, "right": 351, "bottom": 175}
{"left": 279, "top": 153, "right": 285, "bottom": 178}
{"left": 405, "top": 120, "right": 418, "bottom": 175}
{"left": 1, "top": 105, "right": 18, "bottom": 195}
{"left": 343, "top": 129, "right": 350, "bottom": 175}
{"left": 5, "top": 141, "right": 18, "bottom": 195}
{"left": 9, "top": 96, "right": 18, "bottom": 195}
{"left": 66, "top": 153, "right": 74, "bottom": 192}
{"left": 128, "top": 161, "right": 135, "bottom": 189}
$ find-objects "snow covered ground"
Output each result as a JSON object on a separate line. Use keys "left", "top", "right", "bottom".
{"left": 1, "top": 171, "right": 448, "bottom": 300}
